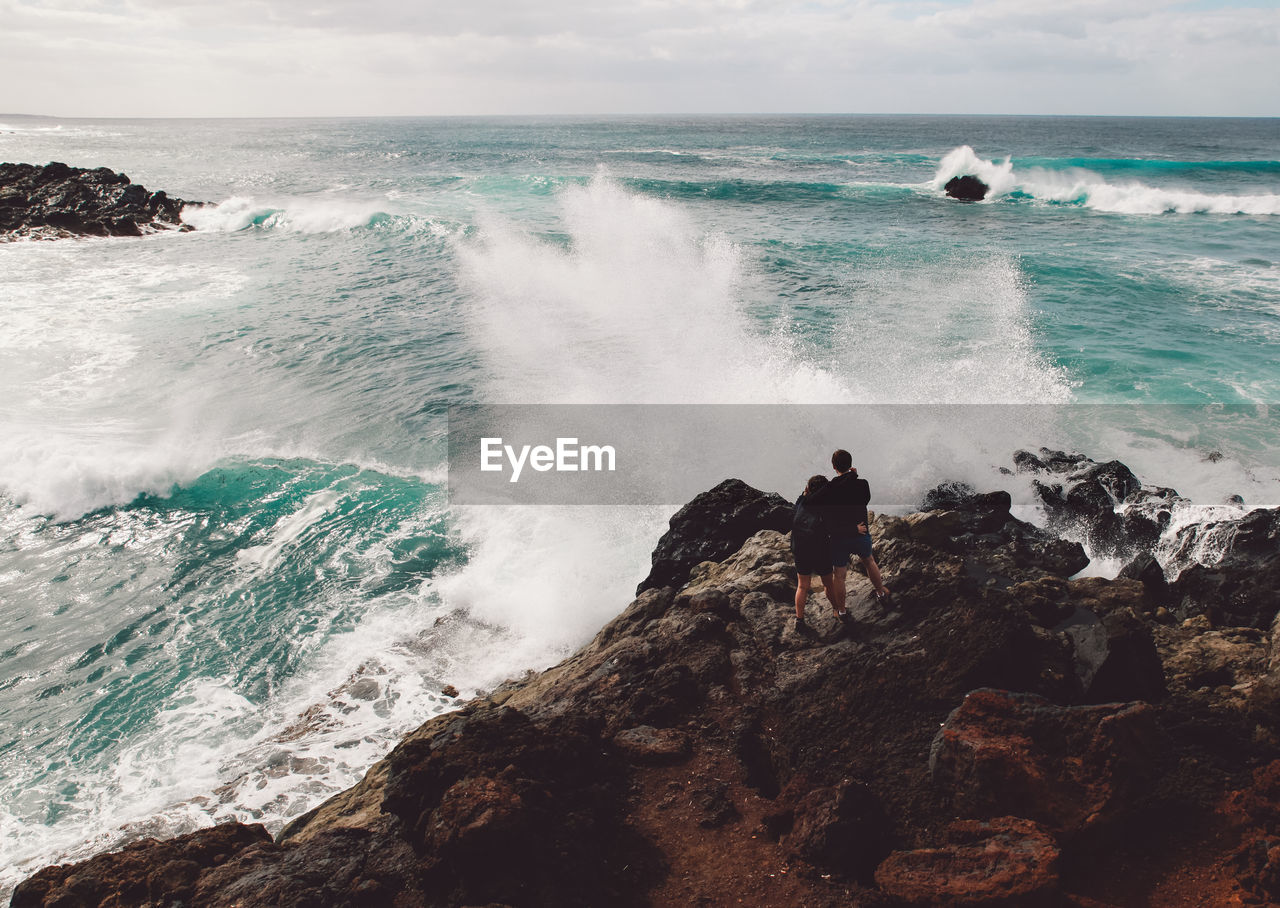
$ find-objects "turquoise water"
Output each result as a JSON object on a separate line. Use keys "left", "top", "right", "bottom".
{"left": 1, "top": 115, "right": 1278, "bottom": 892}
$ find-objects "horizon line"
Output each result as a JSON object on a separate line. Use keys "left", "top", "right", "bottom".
{"left": 4, "top": 111, "right": 1280, "bottom": 122}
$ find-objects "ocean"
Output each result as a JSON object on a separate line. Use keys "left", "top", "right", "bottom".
{"left": 1, "top": 114, "right": 1278, "bottom": 895}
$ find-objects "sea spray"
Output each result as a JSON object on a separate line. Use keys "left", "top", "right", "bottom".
{"left": 932, "top": 144, "right": 1280, "bottom": 215}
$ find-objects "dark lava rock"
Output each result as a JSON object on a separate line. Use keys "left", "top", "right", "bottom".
{"left": 636, "top": 477, "right": 792, "bottom": 594}
{"left": 944, "top": 174, "right": 989, "bottom": 201}
{"left": 1089, "top": 610, "right": 1167, "bottom": 703}
{"left": 1168, "top": 507, "right": 1280, "bottom": 628}
{"left": 1017, "top": 448, "right": 1182, "bottom": 561}
{"left": 11, "top": 822, "right": 271, "bottom": 908}
{"left": 0, "top": 161, "right": 197, "bottom": 239}
{"left": 1118, "top": 552, "right": 1170, "bottom": 603}
{"left": 787, "top": 779, "right": 889, "bottom": 882}
{"left": 1054, "top": 607, "right": 1167, "bottom": 704}
{"left": 611, "top": 725, "right": 692, "bottom": 765}
{"left": 920, "top": 480, "right": 978, "bottom": 511}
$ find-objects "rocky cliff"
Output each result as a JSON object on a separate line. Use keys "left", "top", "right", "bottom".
{"left": 0, "top": 162, "right": 196, "bottom": 239}
{"left": 15, "top": 460, "right": 1280, "bottom": 907}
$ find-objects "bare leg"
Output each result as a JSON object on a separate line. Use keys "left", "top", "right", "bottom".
{"left": 818, "top": 571, "right": 839, "bottom": 615}
{"left": 830, "top": 565, "right": 849, "bottom": 615}
{"left": 862, "top": 555, "right": 889, "bottom": 596}
{"left": 795, "top": 574, "right": 812, "bottom": 620}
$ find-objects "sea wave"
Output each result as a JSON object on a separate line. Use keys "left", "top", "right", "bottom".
{"left": 933, "top": 145, "right": 1280, "bottom": 215}
{"left": 181, "top": 196, "right": 407, "bottom": 234}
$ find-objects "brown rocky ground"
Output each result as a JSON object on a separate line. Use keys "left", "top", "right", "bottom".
{"left": 14, "top": 468, "right": 1280, "bottom": 907}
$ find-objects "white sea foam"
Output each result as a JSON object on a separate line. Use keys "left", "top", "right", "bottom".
{"left": 456, "top": 172, "right": 849, "bottom": 405}
{"left": 0, "top": 243, "right": 248, "bottom": 519}
{"left": 933, "top": 145, "right": 1280, "bottom": 215}
{"left": 182, "top": 195, "right": 391, "bottom": 234}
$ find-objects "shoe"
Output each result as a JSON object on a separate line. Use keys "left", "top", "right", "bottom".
{"left": 873, "top": 589, "right": 893, "bottom": 610}
{"left": 837, "top": 611, "right": 854, "bottom": 628}
{"left": 794, "top": 616, "right": 815, "bottom": 636}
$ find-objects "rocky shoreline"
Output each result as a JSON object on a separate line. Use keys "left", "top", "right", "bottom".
{"left": 13, "top": 451, "right": 1280, "bottom": 907}
{"left": 0, "top": 162, "right": 197, "bottom": 239}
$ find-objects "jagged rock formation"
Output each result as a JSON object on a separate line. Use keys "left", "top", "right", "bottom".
{"left": 1016, "top": 447, "right": 1185, "bottom": 563}
{"left": 0, "top": 162, "right": 196, "bottom": 239}
{"left": 636, "top": 477, "right": 793, "bottom": 595}
{"left": 15, "top": 469, "right": 1280, "bottom": 906}
{"left": 944, "top": 175, "right": 989, "bottom": 201}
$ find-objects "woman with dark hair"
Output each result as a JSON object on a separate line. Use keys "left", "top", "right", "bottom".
{"left": 791, "top": 474, "right": 851, "bottom": 635}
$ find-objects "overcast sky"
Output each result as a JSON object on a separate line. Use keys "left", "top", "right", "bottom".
{"left": 2, "top": 0, "right": 1278, "bottom": 117}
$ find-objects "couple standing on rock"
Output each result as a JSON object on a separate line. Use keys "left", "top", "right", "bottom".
{"left": 791, "top": 449, "right": 891, "bottom": 636}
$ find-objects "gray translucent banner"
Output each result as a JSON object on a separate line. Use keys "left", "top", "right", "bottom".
{"left": 447, "top": 404, "right": 1278, "bottom": 506}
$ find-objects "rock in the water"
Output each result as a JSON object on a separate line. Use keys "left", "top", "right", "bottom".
{"left": 944, "top": 174, "right": 989, "bottom": 201}
{"left": 636, "top": 478, "right": 792, "bottom": 594}
{"left": 0, "top": 161, "right": 198, "bottom": 239}
{"left": 1168, "top": 507, "right": 1280, "bottom": 628}
{"left": 875, "top": 816, "right": 1061, "bottom": 906}
{"left": 920, "top": 480, "right": 978, "bottom": 511}
{"left": 1018, "top": 449, "right": 1182, "bottom": 561}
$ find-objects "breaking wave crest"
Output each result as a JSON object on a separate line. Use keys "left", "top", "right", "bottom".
{"left": 933, "top": 145, "right": 1280, "bottom": 215}
{"left": 182, "top": 196, "right": 416, "bottom": 234}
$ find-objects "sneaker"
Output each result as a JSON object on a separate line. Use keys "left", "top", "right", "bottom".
{"left": 837, "top": 611, "right": 854, "bottom": 628}
{"left": 794, "top": 616, "right": 815, "bottom": 636}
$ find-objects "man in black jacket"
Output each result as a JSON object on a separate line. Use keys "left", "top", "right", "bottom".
{"left": 807, "top": 449, "right": 891, "bottom": 616}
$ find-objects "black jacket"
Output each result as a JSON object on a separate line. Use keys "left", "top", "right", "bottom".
{"left": 806, "top": 472, "right": 870, "bottom": 535}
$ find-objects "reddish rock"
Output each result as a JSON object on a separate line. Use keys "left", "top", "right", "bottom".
{"left": 929, "top": 689, "right": 1163, "bottom": 833}
{"left": 875, "top": 816, "right": 1060, "bottom": 906}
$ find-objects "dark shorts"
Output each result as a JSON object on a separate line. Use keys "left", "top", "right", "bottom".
{"left": 792, "top": 533, "right": 834, "bottom": 576}
{"left": 831, "top": 532, "right": 872, "bottom": 566}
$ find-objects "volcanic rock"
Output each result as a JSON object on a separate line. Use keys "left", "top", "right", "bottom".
{"left": 1168, "top": 507, "right": 1280, "bottom": 628}
{"left": 1017, "top": 449, "right": 1183, "bottom": 561}
{"left": 928, "top": 688, "right": 1163, "bottom": 835}
{"left": 944, "top": 174, "right": 989, "bottom": 201}
{"left": 875, "top": 816, "right": 1061, "bottom": 906}
{"left": 11, "top": 823, "right": 271, "bottom": 908}
{"left": 636, "top": 478, "right": 792, "bottom": 594}
{"left": 1054, "top": 602, "right": 1167, "bottom": 704}
{"left": 0, "top": 161, "right": 197, "bottom": 239}
{"left": 787, "top": 779, "right": 889, "bottom": 881}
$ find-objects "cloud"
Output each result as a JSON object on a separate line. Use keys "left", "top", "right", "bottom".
{"left": 0, "top": 0, "right": 1275, "bottom": 115}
